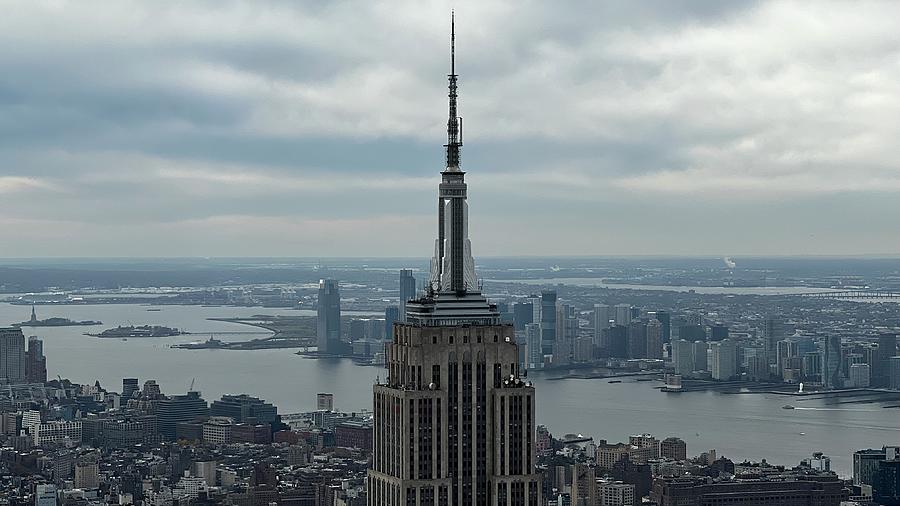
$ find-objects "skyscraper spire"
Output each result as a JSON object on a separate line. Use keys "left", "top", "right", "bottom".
{"left": 445, "top": 11, "right": 461, "bottom": 170}
{"left": 370, "top": 22, "right": 540, "bottom": 500}
{"left": 451, "top": 10, "right": 455, "bottom": 75}
{"left": 429, "top": 13, "right": 477, "bottom": 296}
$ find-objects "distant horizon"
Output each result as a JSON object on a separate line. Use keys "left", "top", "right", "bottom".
{"left": 0, "top": 253, "right": 900, "bottom": 266}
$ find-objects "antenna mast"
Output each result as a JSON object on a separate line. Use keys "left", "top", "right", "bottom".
{"left": 445, "top": 12, "right": 462, "bottom": 169}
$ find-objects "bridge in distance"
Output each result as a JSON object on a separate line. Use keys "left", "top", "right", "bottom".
{"left": 794, "top": 290, "right": 900, "bottom": 299}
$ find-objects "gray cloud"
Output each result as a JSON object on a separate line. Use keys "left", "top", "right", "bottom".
{"left": 1, "top": 0, "right": 899, "bottom": 257}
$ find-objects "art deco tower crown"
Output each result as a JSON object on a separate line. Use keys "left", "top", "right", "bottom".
{"left": 428, "top": 12, "right": 479, "bottom": 296}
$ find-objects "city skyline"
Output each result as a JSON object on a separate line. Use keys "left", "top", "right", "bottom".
{"left": 3, "top": 1, "right": 900, "bottom": 257}
{"left": 1, "top": 5, "right": 899, "bottom": 503}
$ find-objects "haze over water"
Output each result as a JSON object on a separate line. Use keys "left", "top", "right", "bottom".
{"left": 3, "top": 301, "right": 897, "bottom": 477}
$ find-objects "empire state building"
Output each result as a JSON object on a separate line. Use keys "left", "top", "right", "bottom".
{"left": 368, "top": 16, "right": 541, "bottom": 506}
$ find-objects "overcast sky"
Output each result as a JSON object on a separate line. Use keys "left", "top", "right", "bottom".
{"left": 1, "top": 1, "right": 899, "bottom": 258}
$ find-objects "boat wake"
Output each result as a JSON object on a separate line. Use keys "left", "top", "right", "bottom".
{"left": 791, "top": 406, "right": 880, "bottom": 412}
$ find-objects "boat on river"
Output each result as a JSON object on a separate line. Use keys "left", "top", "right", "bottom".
{"left": 87, "top": 325, "right": 185, "bottom": 338}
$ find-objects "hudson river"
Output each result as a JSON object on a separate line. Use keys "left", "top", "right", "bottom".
{"left": 2, "top": 302, "right": 898, "bottom": 476}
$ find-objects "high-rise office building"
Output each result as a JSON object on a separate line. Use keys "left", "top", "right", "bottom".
{"left": 709, "top": 325, "right": 729, "bottom": 342}
{"left": 570, "top": 463, "right": 596, "bottom": 506}
{"left": 605, "top": 326, "right": 628, "bottom": 359}
{"left": 399, "top": 269, "right": 417, "bottom": 322}
{"left": 497, "top": 302, "right": 514, "bottom": 326}
{"left": 573, "top": 336, "right": 594, "bottom": 363}
{"left": 350, "top": 318, "right": 367, "bottom": 341}
{"left": 210, "top": 394, "right": 280, "bottom": 428}
{"left": 709, "top": 340, "right": 736, "bottom": 380}
{"left": 890, "top": 356, "right": 900, "bottom": 391}
{"left": 142, "top": 380, "right": 161, "bottom": 399}
{"left": 541, "top": 291, "right": 557, "bottom": 356}
{"left": 527, "top": 296, "right": 541, "bottom": 325}
{"left": 679, "top": 325, "right": 706, "bottom": 342}
{"left": 627, "top": 321, "right": 647, "bottom": 359}
{"left": 848, "top": 363, "right": 871, "bottom": 388}
{"left": 673, "top": 340, "right": 694, "bottom": 377}
{"left": 842, "top": 352, "right": 865, "bottom": 379}
{"left": 862, "top": 446, "right": 900, "bottom": 504}
{"left": 802, "top": 352, "right": 822, "bottom": 382}
{"left": 317, "top": 392, "right": 334, "bottom": 412}
{"left": 646, "top": 319, "right": 663, "bottom": 360}
{"left": 875, "top": 333, "right": 898, "bottom": 387}
{"left": 854, "top": 447, "right": 898, "bottom": 486}
{"left": 614, "top": 304, "right": 632, "bottom": 327}
{"left": 661, "top": 437, "right": 687, "bottom": 461}
{"left": 593, "top": 304, "right": 613, "bottom": 344}
{"left": 513, "top": 302, "right": 533, "bottom": 332}
{"left": 822, "top": 335, "right": 843, "bottom": 389}
{"left": 796, "top": 336, "right": 817, "bottom": 355}
{"left": 873, "top": 457, "right": 900, "bottom": 505}
{"left": 0, "top": 327, "right": 26, "bottom": 384}
{"left": 776, "top": 339, "right": 800, "bottom": 377}
{"left": 157, "top": 391, "right": 209, "bottom": 440}
{"left": 526, "top": 323, "right": 542, "bottom": 369}
{"left": 555, "top": 304, "right": 576, "bottom": 365}
{"left": 369, "top": 21, "right": 541, "bottom": 505}
{"left": 744, "top": 347, "right": 769, "bottom": 381}
{"left": 692, "top": 341, "right": 708, "bottom": 372}
{"left": 25, "top": 336, "right": 47, "bottom": 383}
{"left": 384, "top": 306, "right": 400, "bottom": 341}
{"left": 317, "top": 279, "right": 341, "bottom": 354}
{"left": 122, "top": 378, "right": 139, "bottom": 400}
{"left": 764, "top": 317, "right": 784, "bottom": 365}
{"left": 656, "top": 310, "right": 671, "bottom": 343}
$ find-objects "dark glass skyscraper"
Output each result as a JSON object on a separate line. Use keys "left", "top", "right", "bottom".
{"left": 765, "top": 317, "right": 783, "bottom": 365}
{"left": 0, "top": 327, "right": 26, "bottom": 384}
{"left": 157, "top": 391, "right": 209, "bottom": 440}
{"left": 210, "top": 394, "right": 280, "bottom": 428}
{"left": 656, "top": 310, "right": 671, "bottom": 343}
{"left": 540, "top": 291, "right": 557, "bottom": 356}
{"left": 399, "top": 269, "right": 416, "bottom": 322}
{"left": 606, "top": 325, "right": 628, "bottom": 359}
{"left": 368, "top": 17, "right": 540, "bottom": 506}
{"left": 317, "top": 279, "right": 341, "bottom": 354}
{"left": 679, "top": 324, "right": 706, "bottom": 342}
{"left": 25, "top": 336, "right": 47, "bottom": 383}
{"left": 875, "top": 333, "right": 898, "bottom": 387}
{"left": 122, "top": 378, "right": 139, "bottom": 400}
{"left": 709, "top": 324, "right": 729, "bottom": 342}
{"left": 384, "top": 305, "right": 400, "bottom": 341}
{"left": 0, "top": 327, "right": 25, "bottom": 383}
{"left": 822, "top": 335, "right": 843, "bottom": 389}
{"left": 513, "top": 302, "right": 533, "bottom": 332}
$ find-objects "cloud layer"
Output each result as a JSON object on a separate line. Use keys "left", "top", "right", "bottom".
{"left": 1, "top": 1, "right": 899, "bottom": 256}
